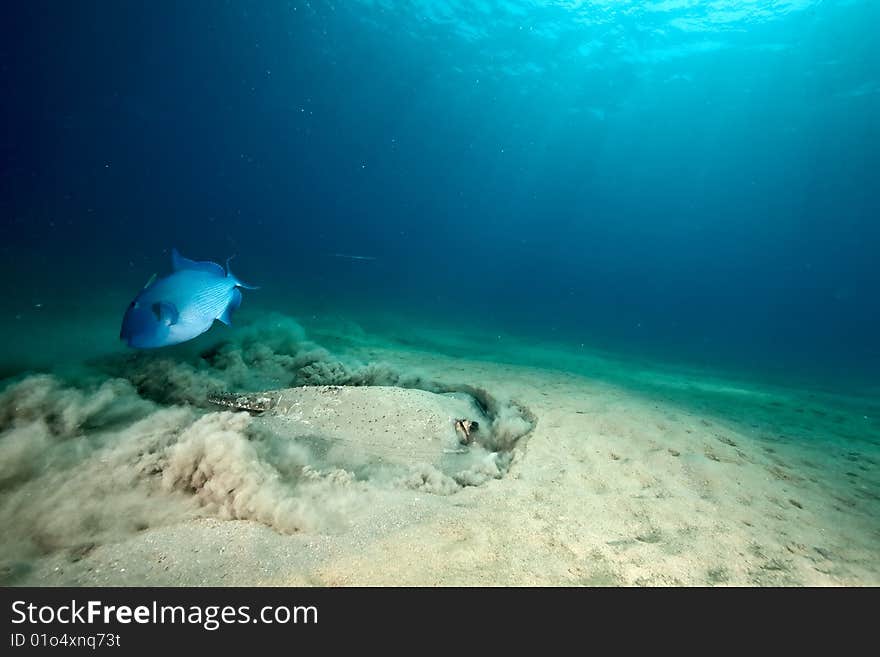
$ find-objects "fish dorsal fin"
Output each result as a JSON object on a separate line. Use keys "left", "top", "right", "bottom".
{"left": 151, "top": 301, "right": 179, "bottom": 326}
{"left": 171, "top": 248, "right": 225, "bottom": 277}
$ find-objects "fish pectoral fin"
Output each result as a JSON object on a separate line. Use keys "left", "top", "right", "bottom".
{"left": 217, "top": 288, "right": 242, "bottom": 326}
{"left": 151, "top": 301, "right": 180, "bottom": 326}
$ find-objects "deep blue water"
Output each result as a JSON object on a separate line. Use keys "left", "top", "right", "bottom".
{"left": 2, "top": 1, "right": 878, "bottom": 385}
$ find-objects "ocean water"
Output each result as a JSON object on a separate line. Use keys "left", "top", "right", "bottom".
{"left": 1, "top": 2, "right": 878, "bottom": 586}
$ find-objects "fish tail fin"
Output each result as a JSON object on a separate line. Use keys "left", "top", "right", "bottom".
{"left": 226, "top": 257, "right": 260, "bottom": 290}
{"left": 235, "top": 279, "right": 260, "bottom": 290}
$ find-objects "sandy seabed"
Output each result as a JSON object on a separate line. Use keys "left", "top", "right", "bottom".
{"left": 1, "top": 310, "right": 878, "bottom": 586}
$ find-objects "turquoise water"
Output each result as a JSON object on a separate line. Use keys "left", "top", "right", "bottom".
{"left": 1, "top": 2, "right": 878, "bottom": 586}
{"left": 2, "top": 0, "right": 878, "bottom": 386}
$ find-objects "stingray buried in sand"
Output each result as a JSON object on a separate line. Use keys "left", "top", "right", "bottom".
{"left": 209, "top": 384, "right": 534, "bottom": 477}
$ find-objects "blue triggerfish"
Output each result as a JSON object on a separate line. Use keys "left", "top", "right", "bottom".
{"left": 120, "top": 249, "right": 258, "bottom": 349}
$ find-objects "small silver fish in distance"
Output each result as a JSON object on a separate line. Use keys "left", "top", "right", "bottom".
{"left": 120, "top": 249, "right": 258, "bottom": 349}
